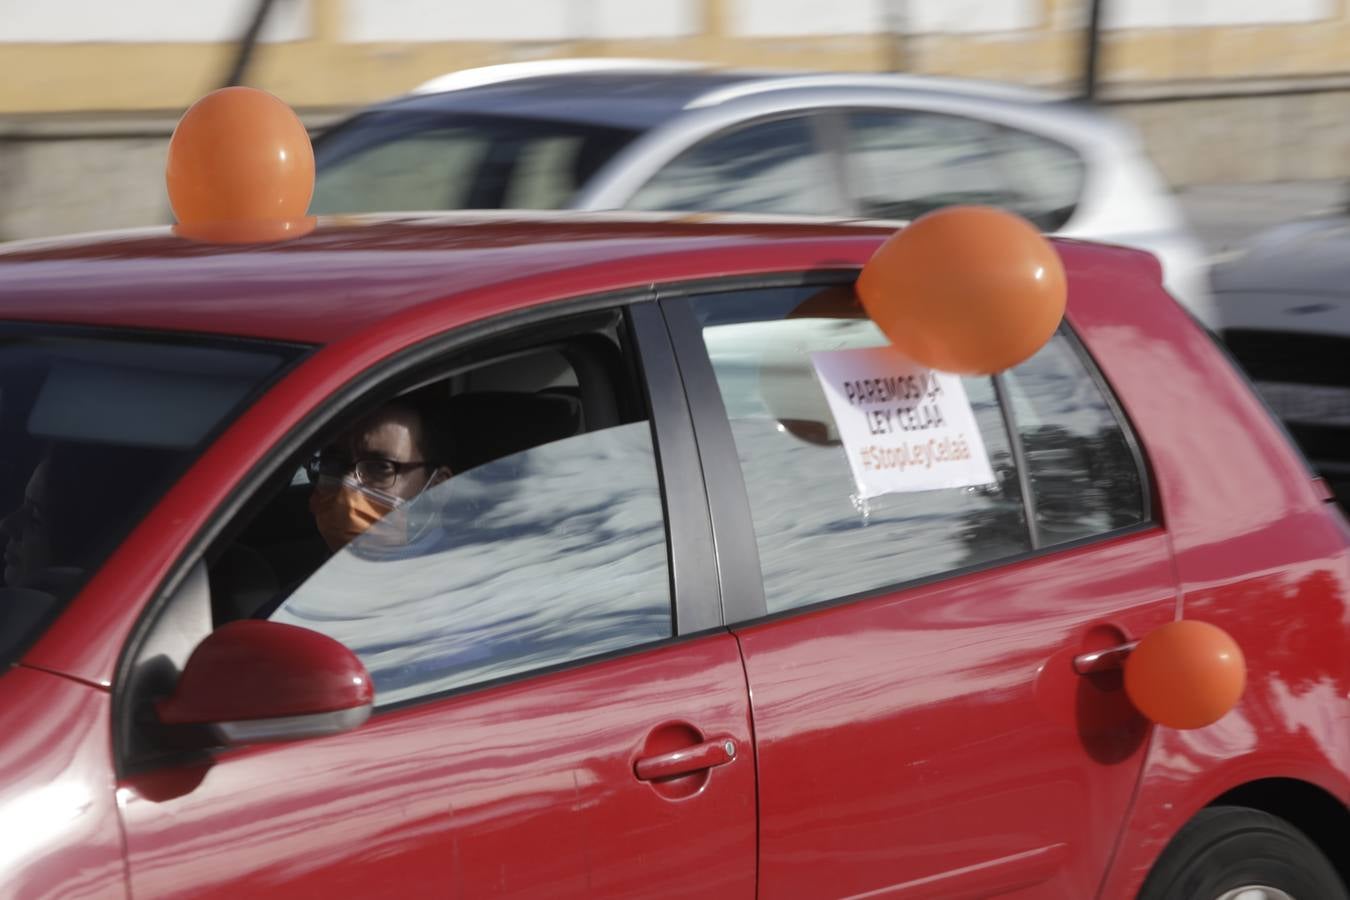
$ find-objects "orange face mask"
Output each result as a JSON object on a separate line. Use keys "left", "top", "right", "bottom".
{"left": 309, "top": 478, "right": 405, "bottom": 552}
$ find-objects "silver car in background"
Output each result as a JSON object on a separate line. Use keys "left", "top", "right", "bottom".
{"left": 312, "top": 59, "right": 1213, "bottom": 323}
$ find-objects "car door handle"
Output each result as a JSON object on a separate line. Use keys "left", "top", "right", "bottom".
{"left": 1073, "top": 641, "right": 1138, "bottom": 676}
{"left": 634, "top": 738, "right": 737, "bottom": 781}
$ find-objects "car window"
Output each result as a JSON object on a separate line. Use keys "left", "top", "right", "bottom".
{"left": 988, "top": 127, "right": 1084, "bottom": 231}
{"left": 0, "top": 332, "right": 299, "bottom": 665}
{"left": 689, "top": 285, "right": 1030, "bottom": 614}
{"left": 845, "top": 110, "right": 1010, "bottom": 221}
{"left": 627, "top": 116, "right": 840, "bottom": 216}
{"left": 272, "top": 420, "right": 669, "bottom": 706}
{"left": 211, "top": 316, "right": 673, "bottom": 707}
{"left": 844, "top": 110, "right": 1083, "bottom": 230}
{"left": 1001, "top": 332, "right": 1146, "bottom": 545}
{"left": 313, "top": 126, "right": 490, "bottom": 212}
{"left": 312, "top": 112, "right": 640, "bottom": 213}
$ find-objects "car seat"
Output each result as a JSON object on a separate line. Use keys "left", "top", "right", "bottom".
{"left": 210, "top": 543, "right": 282, "bottom": 622}
{"left": 442, "top": 391, "right": 584, "bottom": 473}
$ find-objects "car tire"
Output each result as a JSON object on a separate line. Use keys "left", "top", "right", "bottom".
{"left": 1137, "top": 805, "right": 1347, "bottom": 900}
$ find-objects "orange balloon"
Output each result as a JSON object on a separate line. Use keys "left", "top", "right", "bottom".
{"left": 855, "top": 206, "right": 1066, "bottom": 374}
{"left": 1124, "top": 620, "right": 1247, "bottom": 730}
{"left": 166, "top": 87, "right": 314, "bottom": 228}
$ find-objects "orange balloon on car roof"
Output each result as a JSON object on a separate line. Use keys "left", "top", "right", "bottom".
{"left": 165, "top": 86, "right": 315, "bottom": 230}
{"left": 855, "top": 205, "right": 1066, "bottom": 375}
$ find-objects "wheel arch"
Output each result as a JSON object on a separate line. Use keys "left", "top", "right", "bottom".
{"left": 1207, "top": 777, "right": 1350, "bottom": 889}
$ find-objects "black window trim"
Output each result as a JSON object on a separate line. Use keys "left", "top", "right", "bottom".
{"left": 114, "top": 287, "right": 722, "bottom": 776}
{"left": 657, "top": 271, "right": 1159, "bottom": 627}
{"left": 992, "top": 371, "right": 1042, "bottom": 549}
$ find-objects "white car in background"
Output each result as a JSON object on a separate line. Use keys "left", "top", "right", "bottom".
{"left": 312, "top": 59, "right": 1214, "bottom": 323}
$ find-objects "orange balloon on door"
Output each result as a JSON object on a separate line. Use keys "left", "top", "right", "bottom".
{"left": 166, "top": 86, "right": 315, "bottom": 240}
{"left": 855, "top": 206, "right": 1066, "bottom": 374}
{"left": 1124, "top": 620, "right": 1246, "bottom": 730}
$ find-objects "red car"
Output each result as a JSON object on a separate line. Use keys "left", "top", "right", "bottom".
{"left": 0, "top": 214, "right": 1346, "bottom": 899}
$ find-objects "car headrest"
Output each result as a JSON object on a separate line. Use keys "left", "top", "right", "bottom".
{"left": 443, "top": 391, "right": 584, "bottom": 473}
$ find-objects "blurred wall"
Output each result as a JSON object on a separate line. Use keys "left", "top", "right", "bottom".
{"left": 2, "top": 0, "right": 1348, "bottom": 239}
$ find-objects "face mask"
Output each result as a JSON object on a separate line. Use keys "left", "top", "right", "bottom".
{"left": 309, "top": 476, "right": 405, "bottom": 552}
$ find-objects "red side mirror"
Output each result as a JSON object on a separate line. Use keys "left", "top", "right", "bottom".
{"left": 157, "top": 619, "right": 373, "bottom": 745}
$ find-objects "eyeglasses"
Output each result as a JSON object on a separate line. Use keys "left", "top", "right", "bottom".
{"left": 307, "top": 455, "right": 434, "bottom": 491}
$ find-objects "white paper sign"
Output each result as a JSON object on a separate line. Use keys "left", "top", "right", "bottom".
{"left": 810, "top": 347, "right": 996, "bottom": 499}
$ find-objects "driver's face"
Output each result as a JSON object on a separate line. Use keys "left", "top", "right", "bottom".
{"left": 309, "top": 407, "right": 438, "bottom": 551}
{"left": 347, "top": 411, "right": 436, "bottom": 501}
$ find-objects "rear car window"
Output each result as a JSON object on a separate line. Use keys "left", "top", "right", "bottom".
{"left": 843, "top": 109, "right": 1084, "bottom": 231}
{"left": 0, "top": 330, "right": 300, "bottom": 664}
{"left": 688, "top": 284, "right": 1148, "bottom": 614}
{"left": 1001, "top": 332, "right": 1146, "bottom": 545}
{"left": 690, "top": 285, "right": 1030, "bottom": 613}
{"left": 312, "top": 111, "right": 640, "bottom": 213}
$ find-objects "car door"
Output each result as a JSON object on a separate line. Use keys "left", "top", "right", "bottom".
{"left": 662, "top": 280, "right": 1176, "bottom": 898}
{"left": 113, "top": 302, "right": 756, "bottom": 898}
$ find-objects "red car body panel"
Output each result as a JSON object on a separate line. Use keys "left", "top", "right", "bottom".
{"left": 1063, "top": 247, "right": 1350, "bottom": 898}
{"left": 740, "top": 529, "right": 1176, "bottom": 898}
{"left": 0, "top": 666, "right": 127, "bottom": 898}
{"left": 0, "top": 217, "right": 1346, "bottom": 897}
{"left": 117, "top": 635, "right": 757, "bottom": 899}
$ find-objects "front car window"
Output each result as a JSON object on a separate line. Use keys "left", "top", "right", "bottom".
{"left": 313, "top": 111, "right": 640, "bottom": 213}
{"left": 209, "top": 319, "right": 675, "bottom": 708}
{"left": 271, "top": 417, "right": 670, "bottom": 705}
{"left": 0, "top": 331, "right": 298, "bottom": 664}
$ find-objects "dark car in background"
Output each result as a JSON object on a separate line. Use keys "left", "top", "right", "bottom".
{"left": 1212, "top": 207, "right": 1350, "bottom": 505}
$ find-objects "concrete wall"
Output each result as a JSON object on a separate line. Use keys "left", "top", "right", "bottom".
{"left": 1114, "top": 86, "right": 1350, "bottom": 185}
{"left": 5, "top": 0, "right": 1350, "bottom": 113}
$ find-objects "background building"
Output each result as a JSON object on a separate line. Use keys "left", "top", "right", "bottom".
{"left": 2, "top": 0, "right": 1347, "bottom": 238}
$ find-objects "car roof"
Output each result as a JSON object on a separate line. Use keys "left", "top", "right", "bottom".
{"left": 363, "top": 64, "right": 1068, "bottom": 132}
{"left": 368, "top": 69, "right": 772, "bottom": 131}
{"left": 0, "top": 213, "right": 898, "bottom": 345}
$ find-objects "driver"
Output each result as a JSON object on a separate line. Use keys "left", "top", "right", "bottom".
{"left": 307, "top": 396, "right": 453, "bottom": 552}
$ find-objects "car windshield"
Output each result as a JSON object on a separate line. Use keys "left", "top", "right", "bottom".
{"left": 0, "top": 329, "right": 301, "bottom": 665}
{"left": 312, "top": 111, "right": 640, "bottom": 214}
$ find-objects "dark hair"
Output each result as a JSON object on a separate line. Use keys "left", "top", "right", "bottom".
{"left": 386, "top": 388, "right": 455, "bottom": 469}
